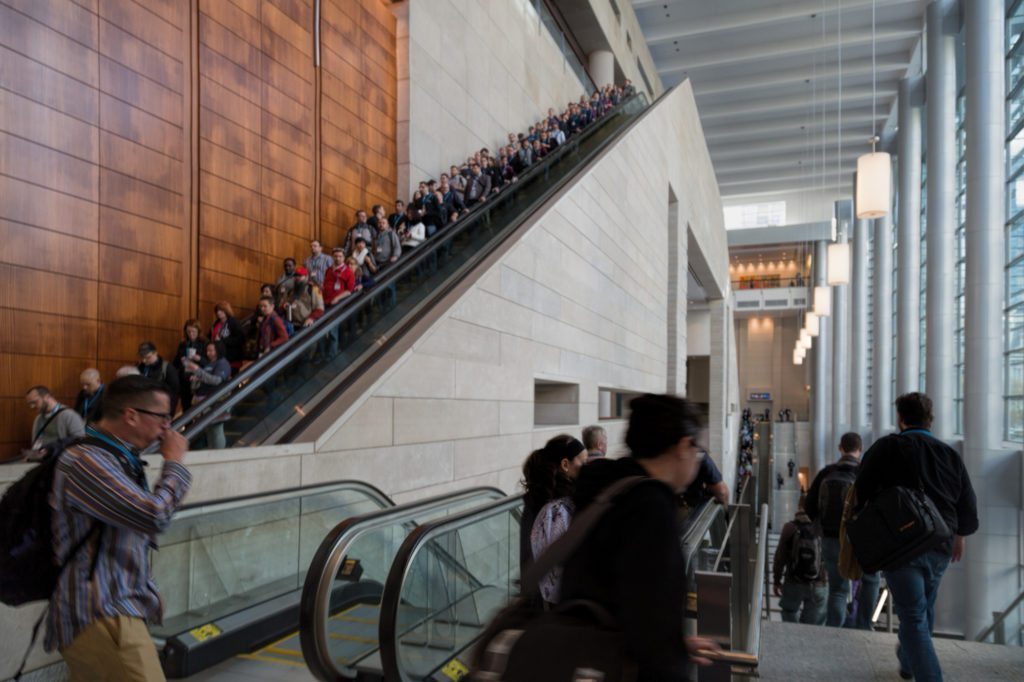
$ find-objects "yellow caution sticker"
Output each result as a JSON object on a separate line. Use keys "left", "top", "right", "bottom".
{"left": 190, "top": 623, "right": 222, "bottom": 642}
{"left": 440, "top": 658, "right": 469, "bottom": 680}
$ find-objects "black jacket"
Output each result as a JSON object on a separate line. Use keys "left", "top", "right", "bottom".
{"left": 74, "top": 386, "right": 104, "bottom": 423}
{"left": 805, "top": 454, "right": 860, "bottom": 538}
{"left": 560, "top": 457, "right": 688, "bottom": 680}
{"left": 137, "top": 356, "right": 180, "bottom": 413}
{"left": 855, "top": 429, "right": 979, "bottom": 554}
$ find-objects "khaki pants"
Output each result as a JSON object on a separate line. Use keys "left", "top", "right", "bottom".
{"left": 61, "top": 615, "right": 165, "bottom": 682}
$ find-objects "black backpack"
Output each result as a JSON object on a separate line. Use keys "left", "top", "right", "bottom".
{"left": 471, "top": 477, "right": 648, "bottom": 681}
{"left": 0, "top": 436, "right": 106, "bottom": 607}
{"left": 817, "top": 464, "right": 858, "bottom": 535}
{"left": 787, "top": 520, "right": 822, "bottom": 582}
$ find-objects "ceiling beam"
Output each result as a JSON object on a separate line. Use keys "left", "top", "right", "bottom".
{"left": 704, "top": 110, "right": 884, "bottom": 142}
{"left": 718, "top": 165, "right": 860, "bottom": 187}
{"left": 655, "top": 23, "right": 920, "bottom": 73}
{"left": 710, "top": 130, "right": 869, "bottom": 159}
{"left": 719, "top": 176, "right": 851, "bottom": 195}
{"left": 714, "top": 150, "right": 863, "bottom": 177}
{"left": 637, "top": 0, "right": 922, "bottom": 44}
{"left": 692, "top": 56, "right": 909, "bottom": 96}
{"left": 698, "top": 85, "right": 897, "bottom": 121}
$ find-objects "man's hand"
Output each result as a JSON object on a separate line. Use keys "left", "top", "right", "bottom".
{"left": 685, "top": 636, "right": 720, "bottom": 666}
{"left": 772, "top": 584, "right": 782, "bottom": 597}
{"left": 303, "top": 318, "right": 314, "bottom": 328}
{"left": 158, "top": 430, "right": 188, "bottom": 464}
{"left": 952, "top": 534, "right": 965, "bottom": 562}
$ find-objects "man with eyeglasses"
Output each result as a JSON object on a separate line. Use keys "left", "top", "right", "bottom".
{"left": 46, "top": 375, "right": 191, "bottom": 681}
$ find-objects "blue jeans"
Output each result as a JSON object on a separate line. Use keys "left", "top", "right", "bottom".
{"left": 821, "top": 537, "right": 850, "bottom": 627}
{"left": 852, "top": 571, "right": 881, "bottom": 630}
{"left": 779, "top": 581, "right": 827, "bottom": 624}
{"left": 884, "top": 551, "right": 951, "bottom": 682}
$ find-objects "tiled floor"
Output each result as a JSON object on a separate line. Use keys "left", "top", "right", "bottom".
{"left": 758, "top": 621, "right": 1024, "bottom": 681}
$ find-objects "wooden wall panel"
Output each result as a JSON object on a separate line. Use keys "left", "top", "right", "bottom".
{"left": 196, "top": 0, "right": 315, "bottom": 317}
{"left": 319, "top": 0, "right": 397, "bottom": 250}
{"left": 0, "top": 0, "right": 188, "bottom": 459}
{"left": 0, "top": 0, "right": 397, "bottom": 458}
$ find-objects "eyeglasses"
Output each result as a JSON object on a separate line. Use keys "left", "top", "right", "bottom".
{"left": 131, "top": 407, "right": 173, "bottom": 423}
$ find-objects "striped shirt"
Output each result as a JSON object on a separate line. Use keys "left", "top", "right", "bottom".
{"left": 45, "top": 437, "right": 191, "bottom": 651}
{"left": 304, "top": 253, "right": 333, "bottom": 288}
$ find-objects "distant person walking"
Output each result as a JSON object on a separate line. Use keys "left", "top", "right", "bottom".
{"left": 773, "top": 499, "right": 827, "bottom": 625}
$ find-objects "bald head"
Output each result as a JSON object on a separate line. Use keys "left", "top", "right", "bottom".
{"left": 80, "top": 368, "right": 102, "bottom": 394}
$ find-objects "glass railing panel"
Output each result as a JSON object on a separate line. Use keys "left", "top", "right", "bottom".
{"left": 151, "top": 482, "right": 391, "bottom": 638}
{"left": 386, "top": 498, "right": 522, "bottom": 681}
{"left": 301, "top": 489, "right": 507, "bottom": 679}
{"left": 178, "top": 94, "right": 648, "bottom": 450}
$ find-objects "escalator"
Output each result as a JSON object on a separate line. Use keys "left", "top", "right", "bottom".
{"left": 299, "top": 496, "right": 729, "bottom": 681}
{"left": 301, "top": 494, "right": 524, "bottom": 681}
{"left": 149, "top": 480, "right": 504, "bottom": 677}
{"left": 163, "top": 92, "right": 651, "bottom": 451}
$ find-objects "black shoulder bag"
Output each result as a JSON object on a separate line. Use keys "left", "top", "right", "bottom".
{"left": 471, "top": 476, "right": 648, "bottom": 682}
{"left": 843, "top": 442, "right": 951, "bottom": 573}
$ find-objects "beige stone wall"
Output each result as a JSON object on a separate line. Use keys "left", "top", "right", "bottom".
{"left": 398, "top": 0, "right": 590, "bottom": 197}
{"left": 310, "top": 81, "right": 729, "bottom": 500}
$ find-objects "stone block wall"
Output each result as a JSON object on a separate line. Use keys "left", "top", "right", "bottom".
{"left": 397, "top": 0, "right": 591, "bottom": 197}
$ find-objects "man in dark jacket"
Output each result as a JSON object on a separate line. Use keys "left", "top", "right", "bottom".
{"left": 137, "top": 341, "right": 180, "bottom": 414}
{"left": 854, "top": 392, "right": 978, "bottom": 681}
{"left": 463, "top": 162, "right": 491, "bottom": 207}
{"left": 805, "top": 432, "right": 877, "bottom": 628}
{"left": 559, "top": 394, "right": 717, "bottom": 679}
{"left": 74, "top": 368, "right": 105, "bottom": 422}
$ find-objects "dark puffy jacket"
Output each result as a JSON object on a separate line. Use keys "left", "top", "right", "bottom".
{"left": 560, "top": 457, "right": 689, "bottom": 680}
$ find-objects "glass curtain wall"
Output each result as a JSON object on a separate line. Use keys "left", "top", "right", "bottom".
{"left": 920, "top": 150, "right": 928, "bottom": 391}
{"left": 1006, "top": 0, "right": 1024, "bottom": 441}
{"left": 955, "top": 92, "right": 967, "bottom": 434}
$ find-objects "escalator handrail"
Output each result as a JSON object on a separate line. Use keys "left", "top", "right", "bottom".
{"left": 680, "top": 499, "right": 725, "bottom": 575}
{"left": 377, "top": 494, "right": 525, "bottom": 682}
{"left": 172, "top": 478, "right": 395, "bottom": 516}
{"left": 298, "top": 487, "right": 506, "bottom": 681}
{"left": 157, "top": 93, "right": 648, "bottom": 449}
{"left": 280, "top": 94, "right": 654, "bottom": 442}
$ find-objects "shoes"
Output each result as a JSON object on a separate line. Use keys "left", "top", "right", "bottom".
{"left": 896, "top": 644, "right": 912, "bottom": 680}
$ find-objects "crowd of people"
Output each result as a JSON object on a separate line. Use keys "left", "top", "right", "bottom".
{"left": 769, "top": 392, "right": 977, "bottom": 682}
{"left": 14, "top": 82, "right": 637, "bottom": 459}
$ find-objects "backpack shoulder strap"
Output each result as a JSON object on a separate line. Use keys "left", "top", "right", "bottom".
{"left": 32, "top": 407, "right": 67, "bottom": 443}
{"left": 521, "top": 476, "right": 648, "bottom": 595}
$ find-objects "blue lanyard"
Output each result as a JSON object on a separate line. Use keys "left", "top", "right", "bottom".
{"left": 86, "top": 426, "right": 149, "bottom": 492}
{"left": 82, "top": 386, "right": 102, "bottom": 416}
{"left": 900, "top": 428, "right": 933, "bottom": 438}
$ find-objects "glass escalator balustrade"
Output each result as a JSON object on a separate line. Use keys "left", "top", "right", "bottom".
{"left": 358, "top": 496, "right": 524, "bottom": 682}
{"left": 171, "top": 93, "right": 649, "bottom": 450}
{"left": 151, "top": 481, "right": 391, "bottom": 640}
{"left": 148, "top": 479, "right": 502, "bottom": 681}
{"left": 300, "top": 489, "right": 509, "bottom": 680}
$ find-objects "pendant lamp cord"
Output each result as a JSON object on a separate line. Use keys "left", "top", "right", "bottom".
{"left": 871, "top": 0, "right": 877, "bottom": 152}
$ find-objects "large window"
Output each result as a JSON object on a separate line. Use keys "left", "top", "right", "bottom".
{"left": 723, "top": 201, "right": 786, "bottom": 229}
{"left": 954, "top": 93, "right": 966, "bottom": 434}
{"left": 919, "top": 151, "right": 928, "bottom": 392}
{"left": 1006, "top": 1, "right": 1024, "bottom": 442}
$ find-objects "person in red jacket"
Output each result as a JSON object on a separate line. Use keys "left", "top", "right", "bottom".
{"left": 256, "top": 296, "right": 288, "bottom": 358}
{"left": 321, "top": 247, "right": 356, "bottom": 359}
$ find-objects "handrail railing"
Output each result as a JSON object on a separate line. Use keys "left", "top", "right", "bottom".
{"left": 975, "top": 588, "right": 1024, "bottom": 643}
{"left": 297, "top": 487, "right": 506, "bottom": 681}
{"left": 692, "top": 480, "right": 767, "bottom": 676}
{"left": 155, "top": 92, "right": 648, "bottom": 452}
{"left": 378, "top": 494, "right": 525, "bottom": 682}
